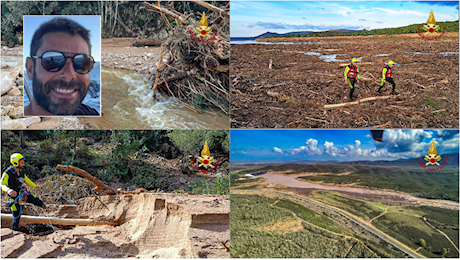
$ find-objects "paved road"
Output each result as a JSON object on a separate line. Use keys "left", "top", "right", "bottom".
{"left": 242, "top": 189, "right": 425, "bottom": 258}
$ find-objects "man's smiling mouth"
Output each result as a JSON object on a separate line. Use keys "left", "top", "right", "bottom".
{"left": 54, "top": 88, "right": 77, "bottom": 94}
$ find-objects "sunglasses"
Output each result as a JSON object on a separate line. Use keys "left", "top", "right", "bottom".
{"left": 32, "top": 51, "right": 95, "bottom": 74}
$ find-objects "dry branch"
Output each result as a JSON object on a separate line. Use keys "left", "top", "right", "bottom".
{"left": 190, "top": 0, "right": 229, "bottom": 18}
{"left": 1, "top": 213, "right": 117, "bottom": 226}
{"left": 324, "top": 95, "right": 395, "bottom": 109}
{"left": 56, "top": 165, "right": 147, "bottom": 195}
{"left": 371, "top": 121, "right": 392, "bottom": 128}
{"left": 143, "top": 2, "right": 187, "bottom": 24}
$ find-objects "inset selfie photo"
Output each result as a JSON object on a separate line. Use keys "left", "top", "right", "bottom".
{"left": 23, "top": 16, "right": 101, "bottom": 117}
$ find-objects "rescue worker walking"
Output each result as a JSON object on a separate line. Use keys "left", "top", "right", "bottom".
{"left": 344, "top": 58, "right": 360, "bottom": 100}
{"left": 378, "top": 60, "right": 397, "bottom": 94}
{"left": 1, "top": 153, "right": 46, "bottom": 231}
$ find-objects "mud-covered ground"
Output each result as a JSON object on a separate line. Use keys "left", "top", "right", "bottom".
{"left": 231, "top": 32, "right": 459, "bottom": 128}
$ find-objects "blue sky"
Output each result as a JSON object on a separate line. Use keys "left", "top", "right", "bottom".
{"left": 23, "top": 15, "right": 101, "bottom": 67}
{"left": 231, "top": 1, "right": 459, "bottom": 37}
{"left": 231, "top": 130, "right": 459, "bottom": 162}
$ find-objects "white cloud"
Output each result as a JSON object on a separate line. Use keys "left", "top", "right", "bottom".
{"left": 273, "top": 147, "right": 283, "bottom": 154}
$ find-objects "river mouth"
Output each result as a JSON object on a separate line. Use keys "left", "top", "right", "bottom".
{"left": 83, "top": 68, "right": 229, "bottom": 129}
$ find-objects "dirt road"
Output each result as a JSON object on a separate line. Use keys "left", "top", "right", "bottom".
{"left": 231, "top": 32, "right": 458, "bottom": 128}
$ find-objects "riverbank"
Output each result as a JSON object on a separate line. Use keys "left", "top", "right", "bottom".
{"left": 1, "top": 38, "right": 229, "bottom": 129}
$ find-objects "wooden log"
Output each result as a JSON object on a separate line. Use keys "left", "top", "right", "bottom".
{"left": 56, "top": 165, "right": 148, "bottom": 195}
{"left": 1, "top": 214, "right": 117, "bottom": 226}
{"left": 190, "top": 0, "right": 229, "bottom": 18}
{"left": 432, "top": 109, "right": 446, "bottom": 114}
{"left": 324, "top": 95, "right": 394, "bottom": 109}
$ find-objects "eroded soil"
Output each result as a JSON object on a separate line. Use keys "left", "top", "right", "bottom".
{"left": 1, "top": 193, "right": 230, "bottom": 258}
{"left": 231, "top": 32, "right": 459, "bottom": 128}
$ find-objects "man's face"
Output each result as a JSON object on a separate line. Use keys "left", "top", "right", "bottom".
{"left": 27, "top": 33, "right": 90, "bottom": 115}
{"left": 17, "top": 160, "right": 25, "bottom": 169}
{"left": 389, "top": 64, "right": 394, "bottom": 68}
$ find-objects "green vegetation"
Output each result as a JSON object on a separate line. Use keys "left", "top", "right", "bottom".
{"left": 426, "top": 96, "right": 443, "bottom": 110}
{"left": 267, "top": 21, "right": 459, "bottom": 39}
{"left": 260, "top": 163, "right": 359, "bottom": 174}
{"left": 300, "top": 166, "right": 459, "bottom": 201}
{"left": 373, "top": 209, "right": 459, "bottom": 258}
{"left": 313, "top": 191, "right": 384, "bottom": 221}
{"left": 185, "top": 174, "right": 229, "bottom": 195}
{"left": 167, "top": 130, "right": 229, "bottom": 155}
{"left": 1, "top": 130, "right": 229, "bottom": 195}
{"left": 231, "top": 194, "right": 404, "bottom": 258}
{"left": 1, "top": 1, "right": 225, "bottom": 46}
{"left": 312, "top": 190, "right": 459, "bottom": 258}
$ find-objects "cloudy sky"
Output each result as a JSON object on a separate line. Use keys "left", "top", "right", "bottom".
{"left": 231, "top": 1, "right": 459, "bottom": 37}
{"left": 231, "top": 130, "right": 459, "bottom": 162}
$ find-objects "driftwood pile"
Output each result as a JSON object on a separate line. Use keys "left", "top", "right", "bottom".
{"left": 144, "top": 1, "right": 229, "bottom": 115}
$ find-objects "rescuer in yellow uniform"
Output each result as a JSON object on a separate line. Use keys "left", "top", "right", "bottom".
{"left": 344, "top": 58, "right": 360, "bottom": 101}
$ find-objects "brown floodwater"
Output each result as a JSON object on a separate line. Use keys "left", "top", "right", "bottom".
{"left": 85, "top": 68, "right": 229, "bottom": 129}
{"left": 260, "top": 172, "right": 459, "bottom": 210}
{"left": 261, "top": 173, "right": 368, "bottom": 193}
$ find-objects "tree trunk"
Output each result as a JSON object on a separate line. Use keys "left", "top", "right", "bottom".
{"left": 20, "top": 131, "right": 25, "bottom": 148}
{"left": 1, "top": 213, "right": 117, "bottom": 226}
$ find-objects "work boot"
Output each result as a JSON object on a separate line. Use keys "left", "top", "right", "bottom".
{"left": 391, "top": 90, "right": 398, "bottom": 95}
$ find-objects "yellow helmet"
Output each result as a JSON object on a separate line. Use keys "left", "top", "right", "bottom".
{"left": 10, "top": 153, "right": 24, "bottom": 167}
{"left": 388, "top": 60, "right": 394, "bottom": 65}
{"left": 352, "top": 58, "right": 358, "bottom": 63}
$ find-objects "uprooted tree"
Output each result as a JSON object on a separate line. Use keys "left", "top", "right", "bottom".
{"left": 144, "top": 1, "right": 229, "bottom": 115}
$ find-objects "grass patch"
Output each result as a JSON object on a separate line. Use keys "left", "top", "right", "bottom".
{"left": 372, "top": 209, "right": 459, "bottom": 258}
{"left": 312, "top": 190, "right": 383, "bottom": 221}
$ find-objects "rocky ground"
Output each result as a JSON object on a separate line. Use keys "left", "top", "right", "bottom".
{"left": 231, "top": 32, "right": 459, "bottom": 128}
{"left": 101, "top": 38, "right": 161, "bottom": 74}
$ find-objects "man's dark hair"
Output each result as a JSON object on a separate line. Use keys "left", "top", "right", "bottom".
{"left": 30, "top": 17, "right": 91, "bottom": 58}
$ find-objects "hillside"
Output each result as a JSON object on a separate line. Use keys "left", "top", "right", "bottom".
{"left": 265, "top": 20, "right": 459, "bottom": 38}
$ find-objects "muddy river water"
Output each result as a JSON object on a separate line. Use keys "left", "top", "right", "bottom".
{"left": 260, "top": 172, "right": 459, "bottom": 210}
{"left": 87, "top": 68, "right": 229, "bottom": 129}
{"left": 262, "top": 173, "right": 370, "bottom": 193}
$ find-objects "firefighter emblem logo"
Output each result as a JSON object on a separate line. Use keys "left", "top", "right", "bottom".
{"left": 191, "top": 141, "right": 221, "bottom": 173}
{"left": 189, "top": 12, "right": 218, "bottom": 43}
{"left": 419, "top": 140, "right": 447, "bottom": 171}
{"left": 418, "top": 10, "right": 446, "bottom": 41}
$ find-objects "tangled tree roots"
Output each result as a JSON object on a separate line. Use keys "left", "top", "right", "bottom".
{"left": 145, "top": 1, "right": 230, "bottom": 115}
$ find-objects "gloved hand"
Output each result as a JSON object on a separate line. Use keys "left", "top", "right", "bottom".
{"left": 7, "top": 189, "right": 17, "bottom": 197}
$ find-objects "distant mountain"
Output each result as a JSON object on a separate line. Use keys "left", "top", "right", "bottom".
{"left": 231, "top": 31, "right": 313, "bottom": 41}
{"left": 231, "top": 153, "right": 459, "bottom": 168}
{"left": 339, "top": 153, "right": 459, "bottom": 167}
{"left": 328, "top": 29, "right": 360, "bottom": 33}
